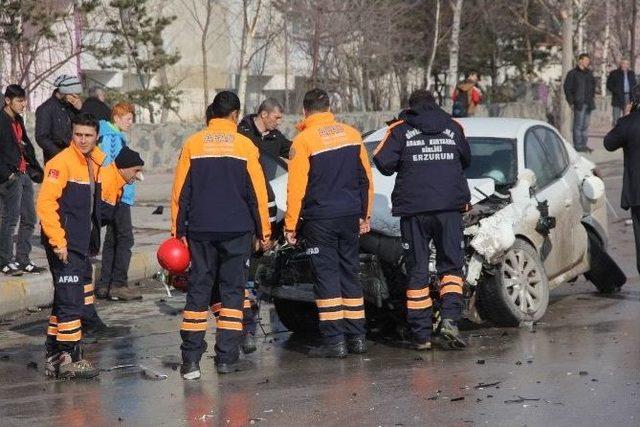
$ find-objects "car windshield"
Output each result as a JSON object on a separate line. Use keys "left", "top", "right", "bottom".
{"left": 363, "top": 136, "right": 517, "bottom": 187}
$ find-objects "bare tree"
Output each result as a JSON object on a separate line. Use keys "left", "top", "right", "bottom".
{"left": 601, "top": 0, "right": 611, "bottom": 95}
{"left": 426, "top": 0, "right": 441, "bottom": 90}
{"left": 447, "top": 0, "right": 463, "bottom": 100}
{"left": 560, "top": 0, "right": 574, "bottom": 139}
{"left": 181, "top": 0, "right": 221, "bottom": 109}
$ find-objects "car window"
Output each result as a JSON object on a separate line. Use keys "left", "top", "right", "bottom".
{"left": 259, "top": 151, "right": 287, "bottom": 181}
{"left": 525, "top": 130, "right": 558, "bottom": 190}
{"left": 464, "top": 138, "right": 517, "bottom": 187}
{"left": 532, "top": 127, "right": 568, "bottom": 178}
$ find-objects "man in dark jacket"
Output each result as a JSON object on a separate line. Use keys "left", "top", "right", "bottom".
{"left": 604, "top": 83, "right": 640, "bottom": 275}
{"left": 606, "top": 59, "right": 637, "bottom": 125}
{"left": 0, "top": 85, "right": 45, "bottom": 275}
{"left": 81, "top": 86, "right": 111, "bottom": 122}
{"left": 564, "top": 53, "right": 596, "bottom": 152}
{"left": 373, "top": 89, "right": 470, "bottom": 351}
{"left": 35, "top": 74, "right": 83, "bottom": 163}
{"left": 236, "top": 98, "right": 290, "bottom": 352}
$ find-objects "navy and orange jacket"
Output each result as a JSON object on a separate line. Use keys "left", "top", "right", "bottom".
{"left": 285, "top": 112, "right": 373, "bottom": 232}
{"left": 373, "top": 104, "right": 470, "bottom": 216}
{"left": 171, "top": 118, "right": 271, "bottom": 240}
{"left": 36, "top": 144, "right": 126, "bottom": 255}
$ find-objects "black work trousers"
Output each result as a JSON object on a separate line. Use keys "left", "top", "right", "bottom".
{"left": 180, "top": 232, "right": 252, "bottom": 364}
{"left": 98, "top": 203, "right": 134, "bottom": 291}
{"left": 400, "top": 211, "right": 465, "bottom": 344}
{"left": 631, "top": 206, "right": 640, "bottom": 275}
{"left": 44, "top": 245, "right": 96, "bottom": 358}
{"left": 302, "top": 216, "right": 365, "bottom": 345}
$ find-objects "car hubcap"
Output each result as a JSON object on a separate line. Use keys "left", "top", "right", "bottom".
{"left": 502, "top": 249, "right": 543, "bottom": 314}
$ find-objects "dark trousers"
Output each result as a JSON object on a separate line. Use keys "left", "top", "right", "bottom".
{"left": 631, "top": 207, "right": 640, "bottom": 275}
{"left": 302, "top": 216, "right": 365, "bottom": 345}
{"left": 573, "top": 105, "right": 591, "bottom": 149}
{"left": 44, "top": 245, "right": 96, "bottom": 359}
{"left": 98, "top": 203, "right": 134, "bottom": 290}
{"left": 181, "top": 232, "right": 252, "bottom": 364}
{"left": 0, "top": 176, "right": 20, "bottom": 266}
{"left": 210, "top": 276, "right": 257, "bottom": 336}
{"left": 400, "top": 211, "right": 465, "bottom": 344}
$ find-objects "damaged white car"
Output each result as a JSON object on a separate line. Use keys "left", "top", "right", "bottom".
{"left": 255, "top": 118, "right": 626, "bottom": 332}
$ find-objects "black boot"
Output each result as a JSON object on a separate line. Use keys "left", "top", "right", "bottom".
{"left": 346, "top": 337, "right": 367, "bottom": 354}
{"left": 242, "top": 334, "right": 257, "bottom": 354}
{"left": 216, "top": 359, "right": 254, "bottom": 374}
{"left": 437, "top": 319, "right": 467, "bottom": 349}
{"left": 180, "top": 361, "right": 201, "bottom": 380}
{"left": 308, "top": 340, "right": 348, "bottom": 358}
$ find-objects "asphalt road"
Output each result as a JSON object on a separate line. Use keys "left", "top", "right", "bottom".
{"left": 0, "top": 144, "right": 639, "bottom": 427}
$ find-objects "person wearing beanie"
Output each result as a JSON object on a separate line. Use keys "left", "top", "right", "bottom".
{"left": 605, "top": 83, "right": 640, "bottom": 276}
{"left": 35, "top": 74, "right": 84, "bottom": 163}
{"left": 95, "top": 103, "right": 142, "bottom": 302}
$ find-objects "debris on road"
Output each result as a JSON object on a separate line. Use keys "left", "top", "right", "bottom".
{"left": 504, "top": 396, "right": 541, "bottom": 404}
{"left": 474, "top": 381, "right": 501, "bottom": 389}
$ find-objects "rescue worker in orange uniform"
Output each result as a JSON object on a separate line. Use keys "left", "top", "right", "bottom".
{"left": 373, "top": 90, "right": 470, "bottom": 350}
{"left": 37, "top": 113, "right": 144, "bottom": 379}
{"left": 285, "top": 89, "right": 374, "bottom": 357}
{"left": 171, "top": 91, "right": 271, "bottom": 379}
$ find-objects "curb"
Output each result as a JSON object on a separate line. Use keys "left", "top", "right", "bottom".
{"left": 0, "top": 248, "right": 160, "bottom": 318}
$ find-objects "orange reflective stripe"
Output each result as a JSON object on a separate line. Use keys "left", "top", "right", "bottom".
{"left": 210, "top": 303, "right": 222, "bottom": 312}
{"left": 342, "top": 297, "right": 364, "bottom": 307}
{"left": 440, "top": 284, "right": 463, "bottom": 295}
{"left": 181, "top": 321, "right": 208, "bottom": 332}
{"left": 316, "top": 297, "right": 343, "bottom": 308}
{"left": 57, "top": 331, "right": 81, "bottom": 342}
{"left": 57, "top": 319, "right": 81, "bottom": 331}
{"left": 183, "top": 310, "right": 208, "bottom": 320}
{"left": 407, "top": 288, "right": 430, "bottom": 298}
{"left": 47, "top": 326, "right": 58, "bottom": 335}
{"left": 407, "top": 299, "right": 433, "bottom": 309}
{"left": 441, "top": 275, "right": 463, "bottom": 286}
{"left": 343, "top": 310, "right": 365, "bottom": 319}
{"left": 243, "top": 300, "right": 251, "bottom": 309}
{"left": 319, "top": 311, "right": 344, "bottom": 321}
{"left": 49, "top": 315, "right": 58, "bottom": 324}
{"left": 84, "top": 296, "right": 95, "bottom": 305}
{"left": 219, "top": 308, "right": 243, "bottom": 319}
{"left": 83, "top": 284, "right": 94, "bottom": 293}
{"left": 216, "top": 320, "right": 243, "bottom": 331}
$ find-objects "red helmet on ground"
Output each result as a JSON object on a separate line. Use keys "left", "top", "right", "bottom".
{"left": 157, "top": 238, "right": 190, "bottom": 274}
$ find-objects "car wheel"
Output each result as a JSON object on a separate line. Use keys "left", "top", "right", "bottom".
{"left": 584, "top": 231, "right": 626, "bottom": 293}
{"left": 273, "top": 298, "right": 319, "bottom": 334}
{"left": 477, "top": 239, "right": 550, "bottom": 326}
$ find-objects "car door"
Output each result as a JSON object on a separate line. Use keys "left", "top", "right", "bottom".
{"left": 524, "top": 127, "right": 574, "bottom": 279}
{"left": 536, "top": 127, "right": 588, "bottom": 267}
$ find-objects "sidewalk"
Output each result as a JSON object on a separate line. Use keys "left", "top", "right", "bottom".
{"left": 0, "top": 203, "right": 171, "bottom": 318}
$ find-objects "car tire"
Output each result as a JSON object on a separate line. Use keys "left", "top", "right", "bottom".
{"left": 477, "top": 239, "right": 550, "bottom": 326}
{"left": 584, "top": 231, "right": 626, "bottom": 293}
{"left": 273, "top": 298, "right": 319, "bottom": 334}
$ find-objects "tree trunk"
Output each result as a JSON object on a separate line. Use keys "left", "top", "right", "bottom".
{"left": 283, "top": 0, "right": 290, "bottom": 113}
{"left": 425, "top": 0, "right": 441, "bottom": 90}
{"left": 447, "top": 0, "right": 463, "bottom": 101}
{"left": 560, "top": 0, "right": 574, "bottom": 140}
{"left": 576, "top": 0, "right": 585, "bottom": 54}
{"left": 631, "top": 0, "right": 638, "bottom": 68}
{"left": 201, "top": 0, "right": 213, "bottom": 109}
{"left": 601, "top": 0, "right": 611, "bottom": 96}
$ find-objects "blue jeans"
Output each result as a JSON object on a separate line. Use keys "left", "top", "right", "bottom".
{"left": 573, "top": 105, "right": 591, "bottom": 149}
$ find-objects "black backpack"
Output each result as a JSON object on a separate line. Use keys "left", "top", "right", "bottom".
{"left": 452, "top": 90, "right": 469, "bottom": 118}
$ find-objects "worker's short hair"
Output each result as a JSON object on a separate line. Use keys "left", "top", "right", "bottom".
{"left": 111, "top": 102, "right": 135, "bottom": 121}
{"left": 578, "top": 53, "right": 590, "bottom": 60}
{"left": 72, "top": 113, "right": 99, "bottom": 133}
{"left": 257, "top": 98, "right": 283, "bottom": 115}
{"left": 206, "top": 91, "right": 241, "bottom": 122}
{"left": 408, "top": 89, "right": 436, "bottom": 109}
{"left": 4, "top": 84, "right": 26, "bottom": 100}
{"left": 464, "top": 70, "right": 479, "bottom": 79}
{"left": 303, "top": 88, "right": 330, "bottom": 113}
